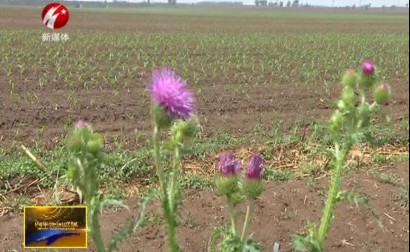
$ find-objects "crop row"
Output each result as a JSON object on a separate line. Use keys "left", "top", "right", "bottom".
{"left": 1, "top": 31, "right": 408, "bottom": 95}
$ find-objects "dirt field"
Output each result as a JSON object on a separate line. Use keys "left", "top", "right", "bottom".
{"left": 1, "top": 76, "right": 409, "bottom": 150}
{"left": 0, "top": 6, "right": 409, "bottom": 150}
{"left": 0, "top": 5, "right": 409, "bottom": 252}
{"left": 1, "top": 162, "right": 409, "bottom": 251}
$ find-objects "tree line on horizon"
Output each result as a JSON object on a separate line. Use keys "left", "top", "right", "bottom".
{"left": 0, "top": 0, "right": 408, "bottom": 8}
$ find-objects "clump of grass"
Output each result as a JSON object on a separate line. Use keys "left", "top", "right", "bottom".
{"left": 181, "top": 174, "right": 212, "bottom": 190}
{"left": 2, "top": 194, "right": 33, "bottom": 214}
{"left": 372, "top": 152, "right": 409, "bottom": 164}
{"left": 263, "top": 168, "right": 293, "bottom": 181}
{"left": 393, "top": 186, "right": 409, "bottom": 208}
{"left": 302, "top": 163, "right": 322, "bottom": 177}
{"left": 371, "top": 170, "right": 402, "bottom": 185}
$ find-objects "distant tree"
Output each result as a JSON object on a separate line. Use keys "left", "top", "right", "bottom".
{"left": 292, "top": 0, "right": 299, "bottom": 7}
{"left": 352, "top": 4, "right": 356, "bottom": 9}
{"left": 406, "top": 3, "right": 409, "bottom": 8}
{"left": 279, "top": 1, "right": 283, "bottom": 7}
{"left": 255, "top": 0, "right": 268, "bottom": 6}
{"left": 302, "top": 2, "right": 310, "bottom": 8}
{"left": 286, "top": 0, "right": 291, "bottom": 7}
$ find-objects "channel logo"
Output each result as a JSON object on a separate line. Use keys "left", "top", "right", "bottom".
{"left": 41, "top": 3, "right": 70, "bottom": 29}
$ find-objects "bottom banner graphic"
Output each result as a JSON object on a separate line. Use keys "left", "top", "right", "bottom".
{"left": 24, "top": 206, "right": 87, "bottom": 248}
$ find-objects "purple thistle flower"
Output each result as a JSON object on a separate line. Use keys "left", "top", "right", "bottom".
{"left": 74, "top": 119, "right": 87, "bottom": 128}
{"left": 245, "top": 153, "right": 263, "bottom": 180}
{"left": 148, "top": 68, "right": 195, "bottom": 120}
{"left": 380, "top": 83, "right": 390, "bottom": 91}
{"left": 362, "top": 60, "right": 375, "bottom": 75}
{"left": 218, "top": 152, "right": 241, "bottom": 176}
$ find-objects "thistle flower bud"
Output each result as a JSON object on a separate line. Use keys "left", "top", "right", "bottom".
{"left": 68, "top": 120, "right": 90, "bottom": 152}
{"left": 86, "top": 135, "right": 102, "bottom": 155}
{"left": 215, "top": 152, "right": 241, "bottom": 195}
{"left": 67, "top": 120, "right": 103, "bottom": 157}
{"left": 242, "top": 153, "right": 264, "bottom": 199}
{"left": 374, "top": 83, "right": 391, "bottom": 104}
{"left": 359, "top": 61, "right": 378, "bottom": 89}
{"left": 245, "top": 153, "right": 263, "bottom": 180}
{"left": 362, "top": 60, "right": 375, "bottom": 76}
{"left": 242, "top": 180, "right": 264, "bottom": 200}
{"left": 67, "top": 136, "right": 81, "bottom": 153}
{"left": 171, "top": 117, "right": 200, "bottom": 144}
{"left": 215, "top": 176, "right": 238, "bottom": 196}
{"left": 151, "top": 104, "right": 172, "bottom": 130}
{"left": 218, "top": 152, "right": 241, "bottom": 176}
{"left": 341, "top": 69, "right": 357, "bottom": 88}
{"left": 75, "top": 119, "right": 87, "bottom": 128}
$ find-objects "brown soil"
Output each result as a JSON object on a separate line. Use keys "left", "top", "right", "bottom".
{"left": 0, "top": 68, "right": 408, "bottom": 147}
{"left": 1, "top": 161, "right": 408, "bottom": 251}
{"left": 1, "top": 77, "right": 408, "bottom": 150}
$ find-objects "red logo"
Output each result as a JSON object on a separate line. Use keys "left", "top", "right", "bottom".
{"left": 41, "top": 3, "right": 69, "bottom": 29}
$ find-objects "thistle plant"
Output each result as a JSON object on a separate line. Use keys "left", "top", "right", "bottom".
{"left": 66, "top": 120, "right": 153, "bottom": 252}
{"left": 149, "top": 68, "right": 200, "bottom": 252}
{"left": 292, "top": 61, "right": 391, "bottom": 252}
{"left": 209, "top": 152, "right": 264, "bottom": 252}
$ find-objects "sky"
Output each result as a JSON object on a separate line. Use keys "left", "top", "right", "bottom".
{"left": 273, "top": 0, "right": 408, "bottom": 6}
{"left": 120, "top": 0, "right": 408, "bottom": 6}
{"left": 264, "top": 0, "right": 408, "bottom": 6}
{"left": 74, "top": 0, "right": 408, "bottom": 7}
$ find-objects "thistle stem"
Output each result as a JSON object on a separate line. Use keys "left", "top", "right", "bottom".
{"left": 164, "top": 145, "right": 181, "bottom": 252}
{"left": 153, "top": 125, "right": 166, "bottom": 193}
{"left": 226, "top": 194, "right": 238, "bottom": 236}
{"left": 153, "top": 124, "right": 180, "bottom": 252}
{"left": 169, "top": 146, "right": 181, "bottom": 215}
{"left": 163, "top": 202, "right": 180, "bottom": 252}
{"left": 89, "top": 204, "right": 106, "bottom": 252}
{"left": 317, "top": 143, "right": 348, "bottom": 249}
{"left": 241, "top": 199, "right": 254, "bottom": 241}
